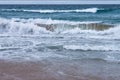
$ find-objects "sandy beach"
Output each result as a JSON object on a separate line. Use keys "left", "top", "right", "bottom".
{"left": 0, "top": 59, "right": 120, "bottom": 80}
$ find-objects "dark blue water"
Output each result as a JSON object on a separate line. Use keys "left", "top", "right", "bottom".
{"left": 0, "top": 5, "right": 120, "bottom": 24}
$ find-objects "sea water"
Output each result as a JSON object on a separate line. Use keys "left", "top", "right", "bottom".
{"left": 0, "top": 5, "right": 120, "bottom": 62}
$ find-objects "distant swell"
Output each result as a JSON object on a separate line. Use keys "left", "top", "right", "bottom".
{"left": 97, "top": 7, "right": 119, "bottom": 13}
{"left": 1, "top": 8, "right": 98, "bottom": 13}
{"left": 1, "top": 7, "right": 119, "bottom": 13}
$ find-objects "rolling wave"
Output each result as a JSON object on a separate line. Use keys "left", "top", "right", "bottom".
{"left": 0, "top": 18, "right": 119, "bottom": 40}
{"left": 0, "top": 18, "right": 109, "bottom": 34}
{"left": 1, "top": 8, "right": 98, "bottom": 13}
{"left": 1, "top": 7, "right": 119, "bottom": 13}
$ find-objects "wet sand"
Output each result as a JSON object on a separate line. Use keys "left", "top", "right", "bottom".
{"left": 0, "top": 60, "right": 58, "bottom": 80}
{"left": 0, "top": 59, "right": 120, "bottom": 80}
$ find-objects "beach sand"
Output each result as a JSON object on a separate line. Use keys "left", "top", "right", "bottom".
{"left": 0, "top": 59, "right": 120, "bottom": 80}
{"left": 0, "top": 60, "right": 100, "bottom": 80}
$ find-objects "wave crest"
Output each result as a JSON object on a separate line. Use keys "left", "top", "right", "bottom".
{"left": 0, "top": 17, "right": 119, "bottom": 40}
{"left": 1, "top": 7, "right": 118, "bottom": 13}
{"left": 1, "top": 8, "right": 98, "bottom": 13}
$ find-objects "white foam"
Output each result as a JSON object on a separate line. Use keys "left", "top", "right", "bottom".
{"left": 61, "top": 27, "right": 94, "bottom": 34}
{"left": 75, "top": 8, "right": 98, "bottom": 13}
{"left": 63, "top": 44, "right": 120, "bottom": 51}
{"left": 1, "top": 8, "right": 98, "bottom": 13}
{"left": 0, "top": 18, "right": 101, "bottom": 35}
{"left": 12, "top": 18, "right": 100, "bottom": 25}
{"left": 0, "top": 18, "right": 51, "bottom": 35}
{"left": 0, "top": 18, "right": 120, "bottom": 62}
{"left": 0, "top": 18, "right": 120, "bottom": 40}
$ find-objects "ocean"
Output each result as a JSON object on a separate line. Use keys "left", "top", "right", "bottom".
{"left": 0, "top": 4, "right": 120, "bottom": 80}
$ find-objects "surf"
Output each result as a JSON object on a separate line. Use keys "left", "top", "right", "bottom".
{"left": 1, "top": 17, "right": 120, "bottom": 40}
{"left": 1, "top": 8, "right": 98, "bottom": 13}
{"left": 0, "top": 18, "right": 113, "bottom": 33}
{"left": 1, "top": 7, "right": 119, "bottom": 14}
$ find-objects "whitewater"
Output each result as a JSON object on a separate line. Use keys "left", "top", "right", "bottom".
{"left": 0, "top": 17, "right": 120, "bottom": 62}
{"left": 1, "top": 8, "right": 98, "bottom": 13}
{"left": 0, "top": 5, "right": 120, "bottom": 63}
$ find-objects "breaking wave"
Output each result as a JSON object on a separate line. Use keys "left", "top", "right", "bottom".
{"left": 0, "top": 18, "right": 101, "bottom": 35}
{"left": 0, "top": 18, "right": 120, "bottom": 62}
{"left": 0, "top": 17, "right": 119, "bottom": 40}
{"left": 1, "top": 7, "right": 119, "bottom": 13}
{"left": 0, "top": 18, "right": 52, "bottom": 35}
{"left": 1, "top": 8, "right": 98, "bottom": 13}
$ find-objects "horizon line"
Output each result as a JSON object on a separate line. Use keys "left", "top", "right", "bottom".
{"left": 0, "top": 1, "right": 120, "bottom": 4}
